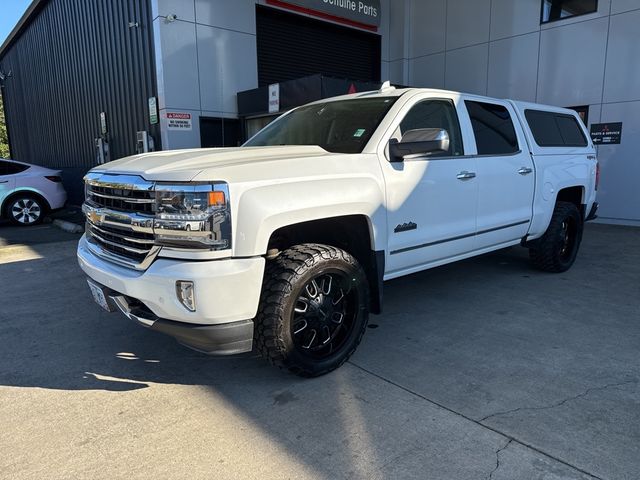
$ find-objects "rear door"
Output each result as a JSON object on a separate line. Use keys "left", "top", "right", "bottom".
{"left": 462, "top": 100, "right": 534, "bottom": 249}
{"left": 0, "top": 160, "right": 17, "bottom": 208}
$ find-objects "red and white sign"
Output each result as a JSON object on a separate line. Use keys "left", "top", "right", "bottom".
{"left": 166, "top": 112, "right": 192, "bottom": 131}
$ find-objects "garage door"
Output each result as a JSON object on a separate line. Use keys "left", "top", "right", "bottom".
{"left": 256, "top": 5, "right": 381, "bottom": 86}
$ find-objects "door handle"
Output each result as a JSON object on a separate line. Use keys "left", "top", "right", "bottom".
{"left": 456, "top": 171, "right": 476, "bottom": 180}
{"left": 0, "top": 180, "right": 8, "bottom": 183}
{"left": 518, "top": 167, "right": 533, "bottom": 175}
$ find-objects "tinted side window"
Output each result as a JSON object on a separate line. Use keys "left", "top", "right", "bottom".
{"left": 7, "top": 163, "right": 29, "bottom": 174}
{"left": 556, "top": 115, "right": 587, "bottom": 146}
{"left": 400, "top": 100, "right": 464, "bottom": 157}
{"left": 0, "top": 161, "right": 29, "bottom": 176}
{"left": 525, "top": 110, "right": 587, "bottom": 147}
{"left": 465, "top": 101, "right": 519, "bottom": 155}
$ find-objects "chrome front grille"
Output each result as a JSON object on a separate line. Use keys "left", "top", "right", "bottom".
{"left": 86, "top": 221, "right": 155, "bottom": 264}
{"left": 87, "top": 185, "right": 155, "bottom": 213}
{"left": 85, "top": 174, "right": 155, "bottom": 214}
{"left": 83, "top": 173, "right": 159, "bottom": 270}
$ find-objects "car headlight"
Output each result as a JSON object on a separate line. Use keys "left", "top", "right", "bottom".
{"left": 153, "top": 183, "right": 231, "bottom": 250}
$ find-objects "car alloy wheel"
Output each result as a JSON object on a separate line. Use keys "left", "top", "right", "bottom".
{"left": 11, "top": 197, "right": 42, "bottom": 225}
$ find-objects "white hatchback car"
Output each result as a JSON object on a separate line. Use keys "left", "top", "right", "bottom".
{"left": 0, "top": 158, "right": 67, "bottom": 225}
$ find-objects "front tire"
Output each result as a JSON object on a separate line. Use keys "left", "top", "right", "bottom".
{"left": 254, "top": 244, "right": 369, "bottom": 377}
{"left": 529, "top": 201, "right": 583, "bottom": 273}
{"left": 6, "top": 195, "right": 45, "bottom": 226}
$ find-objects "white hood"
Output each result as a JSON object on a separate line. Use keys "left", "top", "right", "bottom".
{"left": 92, "top": 146, "right": 333, "bottom": 182}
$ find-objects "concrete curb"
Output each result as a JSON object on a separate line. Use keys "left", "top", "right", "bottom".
{"left": 52, "top": 219, "right": 84, "bottom": 234}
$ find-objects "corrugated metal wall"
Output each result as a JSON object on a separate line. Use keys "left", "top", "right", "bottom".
{"left": 0, "top": 0, "right": 158, "bottom": 204}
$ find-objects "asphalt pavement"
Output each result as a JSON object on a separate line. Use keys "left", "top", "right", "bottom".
{"left": 0, "top": 221, "right": 638, "bottom": 480}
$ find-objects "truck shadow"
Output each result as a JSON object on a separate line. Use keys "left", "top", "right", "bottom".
{"left": 0, "top": 241, "right": 532, "bottom": 394}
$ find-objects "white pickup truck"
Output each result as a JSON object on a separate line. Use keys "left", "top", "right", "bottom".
{"left": 78, "top": 85, "right": 598, "bottom": 377}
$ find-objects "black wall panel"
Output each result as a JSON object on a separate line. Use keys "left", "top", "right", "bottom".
{"left": 256, "top": 5, "right": 381, "bottom": 87}
{"left": 0, "top": 0, "right": 158, "bottom": 203}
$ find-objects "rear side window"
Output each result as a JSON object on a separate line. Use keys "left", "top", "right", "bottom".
{"left": 465, "top": 101, "right": 519, "bottom": 155}
{"left": 525, "top": 110, "right": 588, "bottom": 147}
{"left": 0, "top": 161, "right": 30, "bottom": 176}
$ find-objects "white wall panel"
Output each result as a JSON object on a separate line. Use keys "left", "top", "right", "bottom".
{"left": 587, "top": 103, "right": 602, "bottom": 126}
{"left": 381, "top": 61, "right": 390, "bottom": 82}
{"left": 197, "top": 25, "right": 258, "bottom": 114}
{"left": 409, "top": 53, "right": 445, "bottom": 88}
{"left": 389, "top": 0, "right": 408, "bottom": 60}
{"left": 603, "top": 9, "right": 640, "bottom": 103}
{"left": 388, "top": 59, "right": 406, "bottom": 84}
{"left": 610, "top": 0, "right": 640, "bottom": 14}
{"left": 155, "top": 19, "right": 201, "bottom": 111}
{"left": 410, "top": 0, "right": 446, "bottom": 57}
{"left": 490, "top": 0, "right": 541, "bottom": 40}
{"left": 596, "top": 101, "right": 640, "bottom": 222}
{"left": 446, "top": 0, "right": 491, "bottom": 50}
{"left": 537, "top": 18, "right": 608, "bottom": 106}
{"left": 195, "top": 0, "right": 256, "bottom": 34}
{"left": 379, "top": 0, "right": 392, "bottom": 61}
{"left": 488, "top": 32, "right": 539, "bottom": 101}
{"left": 445, "top": 43, "right": 488, "bottom": 95}
{"left": 153, "top": 0, "right": 196, "bottom": 22}
{"left": 159, "top": 108, "right": 202, "bottom": 151}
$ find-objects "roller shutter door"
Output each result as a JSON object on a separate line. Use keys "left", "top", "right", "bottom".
{"left": 256, "top": 5, "right": 381, "bottom": 86}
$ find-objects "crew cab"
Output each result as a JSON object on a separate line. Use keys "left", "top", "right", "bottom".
{"left": 77, "top": 84, "right": 598, "bottom": 377}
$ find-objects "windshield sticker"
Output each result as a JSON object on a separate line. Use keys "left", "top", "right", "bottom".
{"left": 354, "top": 129, "right": 366, "bottom": 137}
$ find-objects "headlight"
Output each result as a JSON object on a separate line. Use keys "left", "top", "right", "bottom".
{"left": 154, "top": 183, "right": 231, "bottom": 250}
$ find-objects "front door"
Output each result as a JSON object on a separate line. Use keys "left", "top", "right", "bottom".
{"left": 380, "top": 97, "right": 478, "bottom": 278}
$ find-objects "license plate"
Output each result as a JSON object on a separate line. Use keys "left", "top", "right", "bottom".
{"left": 87, "top": 279, "right": 114, "bottom": 312}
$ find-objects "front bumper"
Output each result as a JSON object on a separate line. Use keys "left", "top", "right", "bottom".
{"left": 99, "top": 290, "right": 253, "bottom": 355}
{"left": 77, "top": 234, "right": 265, "bottom": 353}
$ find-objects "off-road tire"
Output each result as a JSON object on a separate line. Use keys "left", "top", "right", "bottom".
{"left": 254, "top": 243, "right": 369, "bottom": 377}
{"left": 529, "top": 201, "right": 583, "bottom": 273}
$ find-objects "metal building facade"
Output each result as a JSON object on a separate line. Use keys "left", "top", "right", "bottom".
{"left": 0, "top": 0, "right": 159, "bottom": 204}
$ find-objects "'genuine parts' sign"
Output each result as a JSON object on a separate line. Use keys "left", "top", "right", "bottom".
{"left": 267, "top": 0, "right": 381, "bottom": 29}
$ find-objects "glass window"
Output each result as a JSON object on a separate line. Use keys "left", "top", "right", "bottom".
{"left": 541, "top": 0, "right": 598, "bottom": 23}
{"left": 1, "top": 161, "right": 29, "bottom": 175}
{"left": 244, "top": 97, "right": 397, "bottom": 154}
{"left": 465, "top": 101, "right": 519, "bottom": 155}
{"left": 525, "top": 110, "right": 587, "bottom": 147}
{"left": 399, "top": 100, "right": 464, "bottom": 157}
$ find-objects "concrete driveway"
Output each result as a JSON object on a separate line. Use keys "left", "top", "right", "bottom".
{"left": 0, "top": 222, "right": 638, "bottom": 480}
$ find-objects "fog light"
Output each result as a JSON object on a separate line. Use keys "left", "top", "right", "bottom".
{"left": 176, "top": 281, "right": 196, "bottom": 312}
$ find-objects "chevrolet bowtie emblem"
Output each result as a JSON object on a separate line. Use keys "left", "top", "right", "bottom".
{"left": 87, "top": 210, "right": 102, "bottom": 224}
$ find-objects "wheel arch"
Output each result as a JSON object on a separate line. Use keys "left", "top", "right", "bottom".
{"left": 1, "top": 188, "right": 51, "bottom": 218}
{"left": 555, "top": 185, "right": 586, "bottom": 217}
{"left": 266, "top": 215, "right": 385, "bottom": 315}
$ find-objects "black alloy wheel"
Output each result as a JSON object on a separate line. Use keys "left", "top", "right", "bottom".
{"left": 254, "top": 244, "right": 369, "bottom": 377}
{"left": 291, "top": 270, "right": 359, "bottom": 359}
{"left": 529, "top": 201, "right": 583, "bottom": 272}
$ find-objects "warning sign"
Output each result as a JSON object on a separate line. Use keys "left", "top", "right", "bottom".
{"left": 166, "top": 112, "right": 192, "bottom": 131}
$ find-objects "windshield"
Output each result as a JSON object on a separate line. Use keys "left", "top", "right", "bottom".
{"left": 243, "top": 97, "right": 398, "bottom": 154}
